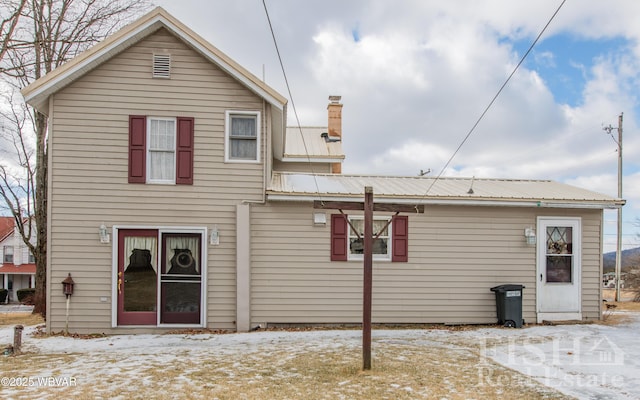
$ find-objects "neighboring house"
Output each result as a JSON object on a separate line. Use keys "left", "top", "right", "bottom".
{"left": 0, "top": 217, "right": 36, "bottom": 303}
{"left": 21, "top": 7, "right": 623, "bottom": 334}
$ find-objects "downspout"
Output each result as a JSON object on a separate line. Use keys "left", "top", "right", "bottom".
{"left": 237, "top": 100, "right": 271, "bottom": 331}
{"left": 242, "top": 98, "right": 271, "bottom": 205}
{"left": 45, "top": 94, "right": 54, "bottom": 333}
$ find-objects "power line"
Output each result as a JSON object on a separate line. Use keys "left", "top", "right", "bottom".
{"left": 262, "top": 0, "right": 323, "bottom": 200}
{"left": 423, "top": 0, "right": 567, "bottom": 197}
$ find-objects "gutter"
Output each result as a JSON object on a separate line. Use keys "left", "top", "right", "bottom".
{"left": 265, "top": 194, "right": 623, "bottom": 210}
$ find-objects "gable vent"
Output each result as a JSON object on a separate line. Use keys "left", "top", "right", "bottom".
{"left": 152, "top": 54, "right": 171, "bottom": 78}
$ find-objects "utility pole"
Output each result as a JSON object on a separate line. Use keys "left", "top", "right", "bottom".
{"left": 604, "top": 113, "right": 623, "bottom": 302}
{"left": 363, "top": 186, "right": 373, "bottom": 370}
{"left": 314, "top": 193, "right": 424, "bottom": 371}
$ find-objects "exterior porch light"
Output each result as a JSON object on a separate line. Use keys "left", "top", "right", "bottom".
{"left": 62, "top": 273, "right": 75, "bottom": 297}
{"left": 61, "top": 273, "right": 75, "bottom": 335}
{"left": 524, "top": 227, "right": 536, "bottom": 245}
{"left": 99, "top": 224, "right": 110, "bottom": 244}
{"left": 210, "top": 225, "right": 220, "bottom": 245}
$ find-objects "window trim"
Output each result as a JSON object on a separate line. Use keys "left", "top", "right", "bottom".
{"left": 347, "top": 216, "right": 392, "bottom": 261}
{"left": 224, "top": 110, "right": 261, "bottom": 163}
{"left": 331, "top": 214, "right": 409, "bottom": 262}
{"left": 111, "top": 225, "right": 208, "bottom": 328}
{"left": 146, "top": 117, "right": 177, "bottom": 184}
{"left": 129, "top": 115, "right": 194, "bottom": 185}
{"left": 3, "top": 246, "right": 14, "bottom": 263}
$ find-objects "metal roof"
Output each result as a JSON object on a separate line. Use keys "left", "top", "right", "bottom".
{"left": 283, "top": 126, "right": 345, "bottom": 162}
{"left": 267, "top": 172, "right": 624, "bottom": 209}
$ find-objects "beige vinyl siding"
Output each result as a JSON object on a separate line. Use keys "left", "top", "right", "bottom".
{"left": 47, "top": 28, "right": 266, "bottom": 333}
{"left": 251, "top": 202, "right": 603, "bottom": 325}
{"left": 272, "top": 159, "right": 333, "bottom": 173}
{"left": 581, "top": 216, "right": 604, "bottom": 319}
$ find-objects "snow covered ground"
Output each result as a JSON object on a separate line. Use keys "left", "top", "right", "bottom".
{"left": 465, "top": 312, "right": 640, "bottom": 399}
{"left": 1, "top": 312, "right": 638, "bottom": 399}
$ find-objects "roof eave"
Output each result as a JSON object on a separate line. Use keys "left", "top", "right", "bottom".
{"left": 22, "top": 7, "right": 288, "bottom": 113}
{"left": 265, "top": 193, "right": 623, "bottom": 209}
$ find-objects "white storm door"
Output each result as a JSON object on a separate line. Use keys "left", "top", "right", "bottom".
{"left": 537, "top": 217, "right": 582, "bottom": 321}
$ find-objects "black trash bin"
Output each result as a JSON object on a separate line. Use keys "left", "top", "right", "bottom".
{"left": 490, "top": 284, "right": 525, "bottom": 328}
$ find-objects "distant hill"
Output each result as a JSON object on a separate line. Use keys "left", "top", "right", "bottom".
{"left": 603, "top": 247, "right": 640, "bottom": 273}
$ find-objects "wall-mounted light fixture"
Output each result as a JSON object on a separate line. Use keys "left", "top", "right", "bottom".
{"left": 99, "top": 224, "right": 110, "bottom": 244}
{"left": 524, "top": 227, "right": 536, "bottom": 245}
{"left": 313, "top": 212, "right": 327, "bottom": 225}
{"left": 61, "top": 273, "right": 75, "bottom": 297}
{"left": 210, "top": 225, "right": 220, "bottom": 245}
{"left": 61, "top": 273, "right": 75, "bottom": 334}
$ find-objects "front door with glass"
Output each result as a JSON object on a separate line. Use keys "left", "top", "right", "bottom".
{"left": 536, "top": 217, "right": 582, "bottom": 321}
{"left": 117, "top": 229, "right": 203, "bottom": 326}
{"left": 117, "top": 229, "right": 158, "bottom": 325}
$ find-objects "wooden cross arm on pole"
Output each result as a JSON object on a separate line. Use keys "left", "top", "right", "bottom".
{"left": 315, "top": 191, "right": 423, "bottom": 371}
{"left": 314, "top": 201, "right": 424, "bottom": 213}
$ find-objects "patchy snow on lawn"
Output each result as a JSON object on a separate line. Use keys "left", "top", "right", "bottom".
{"left": 1, "top": 313, "right": 639, "bottom": 399}
{"left": 460, "top": 312, "right": 640, "bottom": 400}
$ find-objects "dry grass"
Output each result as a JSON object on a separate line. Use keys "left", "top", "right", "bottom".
{"left": 4, "top": 305, "right": 632, "bottom": 399}
{"left": 0, "top": 312, "right": 43, "bottom": 328}
{"left": 1, "top": 332, "right": 572, "bottom": 400}
{"left": 599, "top": 289, "right": 640, "bottom": 325}
{"left": 612, "top": 301, "right": 640, "bottom": 311}
{"left": 602, "top": 289, "right": 639, "bottom": 302}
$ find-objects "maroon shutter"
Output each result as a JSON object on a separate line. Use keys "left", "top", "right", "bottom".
{"left": 331, "top": 214, "right": 348, "bottom": 261}
{"left": 392, "top": 215, "right": 409, "bottom": 262}
{"left": 128, "top": 116, "right": 146, "bottom": 183}
{"left": 176, "top": 117, "right": 194, "bottom": 185}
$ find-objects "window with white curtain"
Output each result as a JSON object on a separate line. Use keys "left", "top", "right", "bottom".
{"left": 225, "top": 111, "right": 260, "bottom": 162}
{"left": 148, "top": 117, "right": 176, "bottom": 183}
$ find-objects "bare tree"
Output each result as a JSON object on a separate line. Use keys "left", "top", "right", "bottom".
{"left": 0, "top": 0, "right": 150, "bottom": 317}
{"left": 0, "top": 0, "right": 27, "bottom": 62}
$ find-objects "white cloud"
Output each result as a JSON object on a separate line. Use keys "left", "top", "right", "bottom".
{"left": 311, "top": 28, "right": 430, "bottom": 91}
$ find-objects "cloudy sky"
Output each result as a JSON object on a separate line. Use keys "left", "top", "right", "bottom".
{"left": 153, "top": 0, "right": 640, "bottom": 252}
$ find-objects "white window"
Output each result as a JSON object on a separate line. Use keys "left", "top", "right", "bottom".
{"left": 3, "top": 246, "right": 13, "bottom": 263}
{"left": 28, "top": 252, "right": 35, "bottom": 263}
{"left": 147, "top": 117, "right": 176, "bottom": 183}
{"left": 348, "top": 216, "right": 392, "bottom": 261}
{"left": 225, "top": 111, "right": 260, "bottom": 162}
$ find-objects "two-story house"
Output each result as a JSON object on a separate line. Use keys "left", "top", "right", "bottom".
{"left": 0, "top": 217, "right": 36, "bottom": 303}
{"left": 22, "top": 8, "right": 623, "bottom": 333}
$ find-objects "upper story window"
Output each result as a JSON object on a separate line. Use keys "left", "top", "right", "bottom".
{"left": 28, "top": 252, "right": 35, "bottom": 263}
{"left": 225, "top": 111, "right": 260, "bottom": 163}
{"left": 3, "top": 246, "right": 13, "bottom": 263}
{"left": 128, "top": 115, "right": 194, "bottom": 185}
{"left": 148, "top": 117, "right": 176, "bottom": 184}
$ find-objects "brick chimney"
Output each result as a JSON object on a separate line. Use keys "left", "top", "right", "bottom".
{"left": 327, "top": 95, "right": 342, "bottom": 139}
{"left": 327, "top": 95, "right": 342, "bottom": 173}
